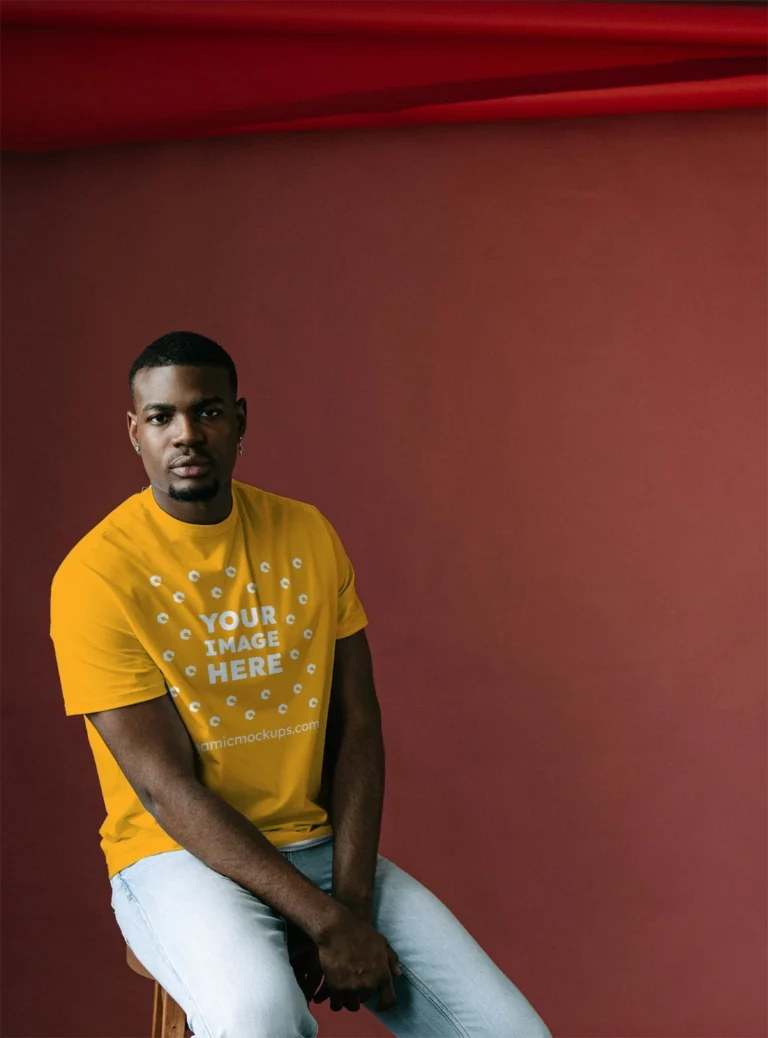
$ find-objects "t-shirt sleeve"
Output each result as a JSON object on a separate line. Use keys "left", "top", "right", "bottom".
{"left": 50, "top": 556, "right": 168, "bottom": 717}
{"left": 315, "top": 510, "right": 369, "bottom": 640}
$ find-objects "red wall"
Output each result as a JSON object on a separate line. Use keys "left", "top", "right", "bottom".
{"left": 1, "top": 110, "right": 766, "bottom": 1038}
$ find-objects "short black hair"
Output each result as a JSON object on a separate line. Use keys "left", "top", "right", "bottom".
{"left": 128, "top": 331, "right": 238, "bottom": 403}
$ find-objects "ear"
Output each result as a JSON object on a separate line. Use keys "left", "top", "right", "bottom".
{"left": 126, "top": 409, "right": 138, "bottom": 446}
{"left": 236, "top": 397, "right": 247, "bottom": 439}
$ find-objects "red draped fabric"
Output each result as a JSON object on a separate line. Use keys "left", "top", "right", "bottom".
{"left": 1, "top": 1, "right": 766, "bottom": 151}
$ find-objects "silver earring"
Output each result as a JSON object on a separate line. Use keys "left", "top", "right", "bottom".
{"left": 237, "top": 437, "right": 244, "bottom": 456}
{"left": 135, "top": 444, "right": 141, "bottom": 453}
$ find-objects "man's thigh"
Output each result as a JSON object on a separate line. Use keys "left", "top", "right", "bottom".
{"left": 365, "top": 855, "right": 552, "bottom": 1038}
{"left": 289, "top": 841, "right": 551, "bottom": 1037}
{"left": 110, "top": 848, "right": 318, "bottom": 1038}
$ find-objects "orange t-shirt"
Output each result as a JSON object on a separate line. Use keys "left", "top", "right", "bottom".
{"left": 49, "top": 479, "right": 368, "bottom": 878}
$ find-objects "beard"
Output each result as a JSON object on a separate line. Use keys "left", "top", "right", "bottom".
{"left": 166, "top": 473, "right": 222, "bottom": 503}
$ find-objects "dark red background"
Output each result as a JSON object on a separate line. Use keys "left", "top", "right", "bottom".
{"left": 1, "top": 108, "right": 766, "bottom": 1037}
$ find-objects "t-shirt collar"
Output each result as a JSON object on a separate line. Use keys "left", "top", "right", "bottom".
{"left": 141, "top": 479, "right": 240, "bottom": 538}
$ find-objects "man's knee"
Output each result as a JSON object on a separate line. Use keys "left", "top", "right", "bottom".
{"left": 504, "top": 1001, "right": 553, "bottom": 1038}
{"left": 527, "top": 1015, "right": 553, "bottom": 1038}
{"left": 188, "top": 984, "right": 317, "bottom": 1038}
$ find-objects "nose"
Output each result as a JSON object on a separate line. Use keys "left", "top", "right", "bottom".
{"left": 171, "top": 414, "right": 206, "bottom": 446}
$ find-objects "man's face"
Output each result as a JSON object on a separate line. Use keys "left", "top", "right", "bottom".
{"left": 128, "top": 365, "right": 246, "bottom": 504}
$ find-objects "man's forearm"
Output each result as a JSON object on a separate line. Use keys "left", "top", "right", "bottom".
{"left": 330, "top": 707, "right": 385, "bottom": 915}
{"left": 148, "top": 778, "right": 342, "bottom": 944}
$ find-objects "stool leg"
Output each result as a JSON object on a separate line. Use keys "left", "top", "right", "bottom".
{"left": 151, "top": 981, "right": 163, "bottom": 1038}
{"left": 160, "top": 984, "right": 188, "bottom": 1037}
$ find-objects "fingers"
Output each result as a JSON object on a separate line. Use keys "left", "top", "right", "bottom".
{"left": 377, "top": 972, "right": 397, "bottom": 1012}
{"left": 313, "top": 982, "right": 374, "bottom": 1012}
{"left": 312, "top": 979, "right": 330, "bottom": 1004}
{"left": 302, "top": 959, "right": 324, "bottom": 1002}
{"left": 343, "top": 991, "right": 361, "bottom": 1012}
{"left": 387, "top": 944, "right": 403, "bottom": 978}
{"left": 316, "top": 982, "right": 362, "bottom": 1013}
{"left": 290, "top": 947, "right": 323, "bottom": 1002}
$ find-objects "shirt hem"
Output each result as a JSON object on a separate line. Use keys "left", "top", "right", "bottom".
{"left": 277, "top": 832, "right": 333, "bottom": 853}
{"left": 105, "top": 825, "right": 334, "bottom": 879}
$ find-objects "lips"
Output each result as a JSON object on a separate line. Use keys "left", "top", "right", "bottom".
{"left": 171, "top": 456, "right": 210, "bottom": 470}
{"left": 170, "top": 457, "right": 212, "bottom": 477}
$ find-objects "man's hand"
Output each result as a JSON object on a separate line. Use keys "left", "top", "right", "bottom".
{"left": 284, "top": 909, "right": 398, "bottom": 1013}
{"left": 286, "top": 920, "right": 325, "bottom": 1003}
{"left": 287, "top": 906, "right": 401, "bottom": 1013}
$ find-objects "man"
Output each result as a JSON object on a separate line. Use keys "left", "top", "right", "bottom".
{"left": 50, "top": 331, "right": 552, "bottom": 1038}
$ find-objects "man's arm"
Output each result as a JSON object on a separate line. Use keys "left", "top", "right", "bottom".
{"left": 86, "top": 693, "right": 398, "bottom": 1008}
{"left": 327, "top": 629, "right": 385, "bottom": 920}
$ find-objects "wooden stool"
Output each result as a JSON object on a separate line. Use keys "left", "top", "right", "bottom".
{"left": 126, "top": 944, "right": 190, "bottom": 1037}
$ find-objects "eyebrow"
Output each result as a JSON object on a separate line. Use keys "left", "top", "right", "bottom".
{"left": 142, "top": 396, "right": 226, "bottom": 413}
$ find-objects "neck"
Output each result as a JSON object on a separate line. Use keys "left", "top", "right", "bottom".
{"left": 149, "top": 478, "right": 233, "bottom": 525}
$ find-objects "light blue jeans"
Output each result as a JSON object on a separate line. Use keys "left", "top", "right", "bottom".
{"left": 110, "top": 838, "right": 552, "bottom": 1038}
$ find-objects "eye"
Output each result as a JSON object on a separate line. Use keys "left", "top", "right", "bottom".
{"left": 147, "top": 409, "right": 221, "bottom": 425}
